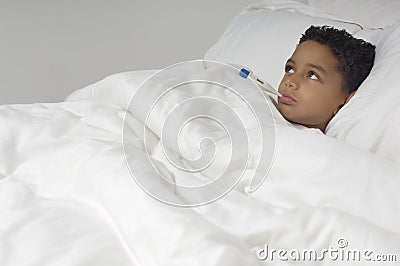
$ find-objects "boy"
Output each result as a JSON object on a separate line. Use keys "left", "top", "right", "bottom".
{"left": 277, "top": 26, "right": 375, "bottom": 133}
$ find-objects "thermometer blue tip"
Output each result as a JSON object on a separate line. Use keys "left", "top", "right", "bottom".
{"left": 239, "top": 68, "right": 250, "bottom": 79}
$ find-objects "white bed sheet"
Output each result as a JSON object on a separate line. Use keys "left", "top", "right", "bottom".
{"left": 1, "top": 62, "right": 399, "bottom": 265}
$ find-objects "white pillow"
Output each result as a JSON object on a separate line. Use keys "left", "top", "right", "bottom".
{"left": 325, "top": 23, "right": 400, "bottom": 162}
{"left": 204, "top": 3, "right": 361, "bottom": 89}
{"left": 307, "top": 0, "right": 400, "bottom": 29}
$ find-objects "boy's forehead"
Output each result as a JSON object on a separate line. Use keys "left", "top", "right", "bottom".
{"left": 291, "top": 40, "right": 339, "bottom": 68}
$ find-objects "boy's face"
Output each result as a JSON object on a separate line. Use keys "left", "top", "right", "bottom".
{"left": 277, "top": 40, "right": 350, "bottom": 132}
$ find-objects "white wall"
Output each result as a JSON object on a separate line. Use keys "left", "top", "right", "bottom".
{"left": 0, "top": 0, "right": 258, "bottom": 105}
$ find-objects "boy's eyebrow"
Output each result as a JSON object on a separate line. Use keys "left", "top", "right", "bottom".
{"left": 307, "top": 63, "right": 327, "bottom": 75}
{"left": 286, "top": 58, "right": 327, "bottom": 75}
{"left": 286, "top": 58, "right": 295, "bottom": 65}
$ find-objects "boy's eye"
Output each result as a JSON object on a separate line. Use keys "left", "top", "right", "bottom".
{"left": 285, "top": 65, "right": 295, "bottom": 74}
{"left": 308, "top": 71, "right": 319, "bottom": 80}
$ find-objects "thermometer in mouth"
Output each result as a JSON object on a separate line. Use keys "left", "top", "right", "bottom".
{"left": 239, "top": 68, "right": 282, "bottom": 97}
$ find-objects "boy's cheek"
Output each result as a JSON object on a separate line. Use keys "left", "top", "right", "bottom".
{"left": 277, "top": 79, "right": 286, "bottom": 90}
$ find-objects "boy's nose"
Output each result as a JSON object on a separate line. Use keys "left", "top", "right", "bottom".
{"left": 285, "top": 77, "right": 299, "bottom": 90}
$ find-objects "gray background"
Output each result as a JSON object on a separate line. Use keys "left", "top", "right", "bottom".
{"left": 0, "top": 0, "right": 258, "bottom": 105}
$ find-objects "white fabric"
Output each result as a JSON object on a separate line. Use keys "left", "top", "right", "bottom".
{"left": 66, "top": 69, "right": 158, "bottom": 110}
{"left": 0, "top": 180, "right": 136, "bottom": 266}
{"left": 204, "top": 0, "right": 361, "bottom": 89}
{"left": 307, "top": 0, "right": 400, "bottom": 29}
{"left": 325, "top": 23, "right": 400, "bottom": 163}
{"left": 1, "top": 62, "right": 399, "bottom": 265}
{"left": 245, "top": 0, "right": 363, "bottom": 25}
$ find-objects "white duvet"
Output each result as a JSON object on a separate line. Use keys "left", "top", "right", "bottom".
{"left": 0, "top": 62, "right": 399, "bottom": 266}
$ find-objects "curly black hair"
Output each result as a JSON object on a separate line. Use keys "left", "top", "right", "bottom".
{"left": 299, "top": 25, "right": 376, "bottom": 93}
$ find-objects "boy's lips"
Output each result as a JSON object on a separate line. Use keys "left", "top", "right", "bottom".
{"left": 279, "top": 93, "right": 298, "bottom": 104}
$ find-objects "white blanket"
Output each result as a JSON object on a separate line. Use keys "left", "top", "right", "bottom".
{"left": 1, "top": 62, "right": 399, "bottom": 265}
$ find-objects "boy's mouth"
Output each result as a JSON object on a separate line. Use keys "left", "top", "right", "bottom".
{"left": 279, "top": 93, "right": 298, "bottom": 104}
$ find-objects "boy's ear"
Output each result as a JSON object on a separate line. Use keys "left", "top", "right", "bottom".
{"left": 334, "top": 91, "right": 357, "bottom": 116}
{"left": 344, "top": 90, "right": 357, "bottom": 105}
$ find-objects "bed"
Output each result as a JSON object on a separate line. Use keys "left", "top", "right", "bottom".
{"left": 1, "top": 0, "right": 400, "bottom": 265}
